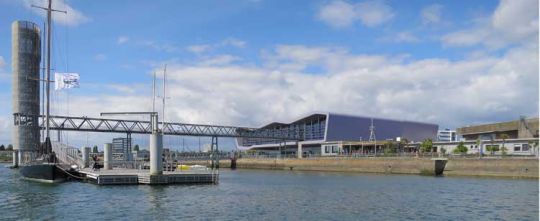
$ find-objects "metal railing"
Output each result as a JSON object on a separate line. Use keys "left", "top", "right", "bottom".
{"left": 51, "top": 142, "right": 84, "bottom": 168}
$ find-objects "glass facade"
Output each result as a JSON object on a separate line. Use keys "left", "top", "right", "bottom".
{"left": 242, "top": 115, "right": 326, "bottom": 146}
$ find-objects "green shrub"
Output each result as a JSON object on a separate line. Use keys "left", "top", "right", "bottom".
{"left": 453, "top": 142, "right": 468, "bottom": 154}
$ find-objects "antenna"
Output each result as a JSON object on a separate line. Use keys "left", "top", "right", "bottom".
{"left": 369, "top": 118, "right": 377, "bottom": 155}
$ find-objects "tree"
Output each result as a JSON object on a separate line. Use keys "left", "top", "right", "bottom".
{"left": 92, "top": 145, "right": 98, "bottom": 153}
{"left": 487, "top": 137, "right": 496, "bottom": 155}
{"left": 134, "top": 144, "right": 140, "bottom": 152}
{"left": 399, "top": 138, "right": 409, "bottom": 153}
{"left": 0, "top": 145, "right": 4, "bottom": 151}
{"left": 383, "top": 141, "right": 396, "bottom": 155}
{"left": 500, "top": 134, "right": 509, "bottom": 156}
{"left": 420, "top": 139, "right": 433, "bottom": 153}
{"left": 476, "top": 138, "right": 482, "bottom": 157}
{"left": 486, "top": 145, "right": 499, "bottom": 155}
{"left": 453, "top": 142, "right": 468, "bottom": 154}
{"left": 6, "top": 144, "right": 13, "bottom": 151}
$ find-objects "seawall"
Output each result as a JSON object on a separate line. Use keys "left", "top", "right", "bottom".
{"left": 182, "top": 157, "right": 539, "bottom": 179}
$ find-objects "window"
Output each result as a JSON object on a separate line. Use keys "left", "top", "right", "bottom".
{"left": 325, "top": 146, "right": 330, "bottom": 154}
{"left": 514, "top": 145, "right": 521, "bottom": 152}
{"left": 522, "top": 144, "right": 529, "bottom": 151}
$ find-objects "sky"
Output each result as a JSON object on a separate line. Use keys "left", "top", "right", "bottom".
{"left": 0, "top": 0, "right": 538, "bottom": 150}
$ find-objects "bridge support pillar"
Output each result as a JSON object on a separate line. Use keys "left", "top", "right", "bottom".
{"left": 150, "top": 132, "right": 163, "bottom": 175}
{"left": 104, "top": 143, "right": 112, "bottom": 170}
{"left": 297, "top": 142, "right": 302, "bottom": 159}
{"left": 81, "top": 146, "right": 90, "bottom": 168}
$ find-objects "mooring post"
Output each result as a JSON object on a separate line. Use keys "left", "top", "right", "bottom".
{"left": 12, "top": 150, "right": 18, "bottom": 168}
{"left": 81, "top": 146, "right": 90, "bottom": 168}
{"left": 104, "top": 143, "right": 112, "bottom": 170}
{"left": 149, "top": 113, "right": 163, "bottom": 175}
{"left": 210, "top": 136, "right": 219, "bottom": 169}
{"left": 297, "top": 142, "right": 303, "bottom": 159}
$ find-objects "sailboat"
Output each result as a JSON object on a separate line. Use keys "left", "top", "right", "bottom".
{"left": 18, "top": 0, "right": 69, "bottom": 183}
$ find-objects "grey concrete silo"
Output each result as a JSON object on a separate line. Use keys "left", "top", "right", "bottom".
{"left": 12, "top": 21, "right": 41, "bottom": 156}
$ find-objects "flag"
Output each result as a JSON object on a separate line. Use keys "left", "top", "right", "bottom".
{"left": 55, "top": 73, "right": 80, "bottom": 90}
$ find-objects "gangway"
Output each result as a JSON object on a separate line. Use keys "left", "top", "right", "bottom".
{"left": 13, "top": 113, "right": 302, "bottom": 140}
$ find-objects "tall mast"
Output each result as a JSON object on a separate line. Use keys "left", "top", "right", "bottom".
{"left": 162, "top": 64, "right": 167, "bottom": 125}
{"left": 45, "top": 0, "right": 52, "bottom": 139}
{"left": 152, "top": 71, "right": 156, "bottom": 112}
{"left": 32, "top": 0, "right": 66, "bottom": 143}
{"left": 41, "top": 22, "right": 46, "bottom": 142}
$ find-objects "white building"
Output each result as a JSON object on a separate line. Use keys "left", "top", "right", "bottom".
{"left": 434, "top": 138, "right": 538, "bottom": 156}
{"left": 437, "top": 129, "right": 458, "bottom": 142}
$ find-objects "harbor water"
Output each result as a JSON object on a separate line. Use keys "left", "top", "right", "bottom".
{"left": 0, "top": 164, "right": 537, "bottom": 220}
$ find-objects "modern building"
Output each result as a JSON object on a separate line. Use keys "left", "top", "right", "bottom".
{"left": 457, "top": 117, "right": 539, "bottom": 141}
{"left": 133, "top": 149, "right": 149, "bottom": 161}
{"left": 112, "top": 137, "right": 132, "bottom": 161}
{"left": 434, "top": 138, "right": 538, "bottom": 156}
{"left": 236, "top": 112, "right": 438, "bottom": 158}
{"left": 437, "top": 129, "right": 458, "bottom": 142}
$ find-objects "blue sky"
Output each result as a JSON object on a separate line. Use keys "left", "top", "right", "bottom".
{"left": 0, "top": 0, "right": 537, "bottom": 149}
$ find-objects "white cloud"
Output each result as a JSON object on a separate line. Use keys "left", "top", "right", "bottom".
{"left": 318, "top": 1, "right": 357, "bottom": 28}
{"left": 0, "top": 56, "right": 9, "bottom": 83}
{"left": 442, "top": 0, "right": 538, "bottom": 48}
{"left": 54, "top": 41, "right": 538, "bottom": 133}
{"left": 94, "top": 53, "right": 107, "bottom": 61}
{"left": 318, "top": 0, "right": 394, "bottom": 28}
{"left": 491, "top": 0, "right": 539, "bottom": 42}
{"left": 187, "top": 38, "right": 247, "bottom": 54}
{"left": 355, "top": 0, "right": 394, "bottom": 27}
{"left": 421, "top": 4, "right": 443, "bottom": 25}
{"left": 199, "top": 55, "right": 241, "bottom": 66}
{"left": 381, "top": 31, "right": 419, "bottom": 43}
{"left": 23, "top": 0, "right": 89, "bottom": 26}
{"left": 3, "top": 40, "right": 537, "bottom": 146}
{"left": 117, "top": 36, "right": 129, "bottom": 44}
{"left": 221, "top": 38, "right": 246, "bottom": 48}
{"left": 0, "top": 56, "right": 5, "bottom": 68}
{"left": 186, "top": 44, "right": 212, "bottom": 54}
{"left": 141, "top": 41, "right": 179, "bottom": 53}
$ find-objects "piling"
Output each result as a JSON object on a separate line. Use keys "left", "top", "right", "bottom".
{"left": 149, "top": 132, "right": 163, "bottom": 175}
{"left": 104, "top": 143, "right": 112, "bottom": 170}
{"left": 81, "top": 147, "right": 90, "bottom": 168}
{"left": 12, "top": 150, "right": 18, "bottom": 168}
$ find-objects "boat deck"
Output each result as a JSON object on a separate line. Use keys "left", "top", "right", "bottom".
{"left": 78, "top": 168, "right": 218, "bottom": 185}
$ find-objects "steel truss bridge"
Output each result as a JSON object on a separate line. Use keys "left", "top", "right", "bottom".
{"left": 13, "top": 113, "right": 301, "bottom": 140}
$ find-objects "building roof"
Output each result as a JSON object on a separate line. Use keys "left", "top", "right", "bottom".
{"left": 457, "top": 117, "right": 539, "bottom": 135}
{"left": 256, "top": 112, "right": 436, "bottom": 129}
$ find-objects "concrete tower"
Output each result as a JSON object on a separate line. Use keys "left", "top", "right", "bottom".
{"left": 12, "top": 21, "right": 41, "bottom": 162}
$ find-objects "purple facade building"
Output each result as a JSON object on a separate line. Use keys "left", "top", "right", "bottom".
{"left": 236, "top": 113, "right": 438, "bottom": 157}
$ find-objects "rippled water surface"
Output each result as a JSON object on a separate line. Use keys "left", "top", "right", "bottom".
{"left": 0, "top": 164, "right": 537, "bottom": 220}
